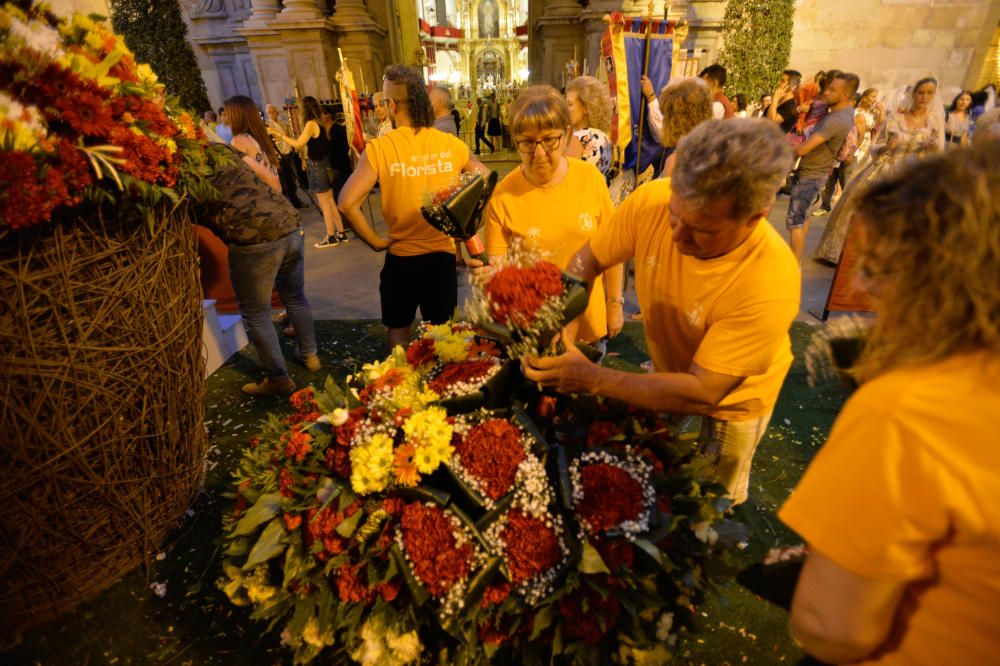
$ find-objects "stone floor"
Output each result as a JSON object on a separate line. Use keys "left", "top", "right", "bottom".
{"left": 294, "top": 149, "right": 837, "bottom": 324}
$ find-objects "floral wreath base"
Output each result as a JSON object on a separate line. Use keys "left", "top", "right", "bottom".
{"left": 218, "top": 322, "right": 748, "bottom": 665}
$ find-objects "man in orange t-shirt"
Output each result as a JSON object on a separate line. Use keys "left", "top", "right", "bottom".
{"left": 523, "top": 119, "right": 799, "bottom": 504}
{"left": 339, "top": 65, "right": 487, "bottom": 349}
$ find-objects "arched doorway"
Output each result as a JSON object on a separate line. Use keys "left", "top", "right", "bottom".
{"left": 474, "top": 48, "right": 506, "bottom": 90}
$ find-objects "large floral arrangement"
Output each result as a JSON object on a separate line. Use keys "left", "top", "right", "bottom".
{"left": 219, "top": 322, "right": 747, "bottom": 664}
{"left": 0, "top": 2, "right": 227, "bottom": 232}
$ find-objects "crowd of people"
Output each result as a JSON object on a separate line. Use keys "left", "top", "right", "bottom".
{"left": 191, "top": 60, "right": 1000, "bottom": 665}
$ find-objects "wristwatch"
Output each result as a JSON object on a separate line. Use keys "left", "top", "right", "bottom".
{"left": 607, "top": 297, "right": 625, "bottom": 305}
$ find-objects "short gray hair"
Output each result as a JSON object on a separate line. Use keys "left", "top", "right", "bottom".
{"left": 672, "top": 119, "right": 794, "bottom": 219}
{"left": 431, "top": 85, "right": 453, "bottom": 108}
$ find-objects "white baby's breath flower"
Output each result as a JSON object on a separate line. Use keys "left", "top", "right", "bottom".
{"left": 655, "top": 611, "right": 675, "bottom": 641}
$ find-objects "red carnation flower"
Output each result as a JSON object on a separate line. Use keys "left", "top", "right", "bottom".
{"left": 381, "top": 497, "right": 405, "bottom": 517}
{"left": 278, "top": 468, "right": 295, "bottom": 498}
{"left": 0, "top": 151, "right": 66, "bottom": 229}
{"left": 399, "top": 502, "right": 473, "bottom": 597}
{"left": 501, "top": 509, "right": 563, "bottom": 584}
{"left": 587, "top": 421, "right": 624, "bottom": 448}
{"left": 558, "top": 587, "right": 621, "bottom": 645}
{"left": 455, "top": 418, "right": 525, "bottom": 500}
{"left": 428, "top": 359, "right": 498, "bottom": 396}
{"left": 55, "top": 139, "right": 93, "bottom": 204}
{"left": 336, "top": 563, "right": 375, "bottom": 604}
{"left": 335, "top": 407, "right": 367, "bottom": 447}
{"left": 283, "top": 513, "right": 302, "bottom": 531}
{"left": 593, "top": 536, "right": 635, "bottom": 572}
{"left": 324, "top": 444, "right": 352, "bottom": 479}
{"left": 484, "top": 261, "right": 564, "bottom": 327}
{"left": 377, "top": 580, "right": 401, "bottom": 602}
{"left": 289, "top": 387, "right": 316, "bottom": 411}
{"left": 479, "top": 581, "right": 512, "bottom": 608}
{"left": 282, "top": 429, "right": 312, "bottom": 462}
{"left": 575, "top": 463, "right": 644, "bottom": 533}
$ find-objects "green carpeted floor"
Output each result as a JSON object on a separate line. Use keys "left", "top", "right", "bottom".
{"left": 6, "top": 320, "right": 849, "bottom": 665}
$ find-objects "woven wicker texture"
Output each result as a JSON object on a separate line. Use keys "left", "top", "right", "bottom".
{"left": 0, "top": 207, "right": 207, "bottom": 641}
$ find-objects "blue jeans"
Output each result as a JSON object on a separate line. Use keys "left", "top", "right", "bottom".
{"left": 785, "top": 176, "right": 827, "bottom": 229}
{"left": 228, "top": 229, "right": 317, "bottom": 379}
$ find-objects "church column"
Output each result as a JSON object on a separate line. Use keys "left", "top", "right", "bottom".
{"left": 329, "top": 0, "right": 388, "bottom": 96}
{"left": 244, "top": 0, "right": 280, "bottom": 29}
{"left": 534, "top": 0, "right": 584, "bottom": 86}
{"left": 278, "top": 0, "right": 323, "bottom": 20}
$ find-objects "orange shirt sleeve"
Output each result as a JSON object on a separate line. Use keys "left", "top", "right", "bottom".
{"left": 693, "top": 295, "right": 798, "bottom": 377}
{"left": 779, "top": 389, "right": 953, "bottom": 581}
{"left": 590, "top": 183, "right": 642, "bottom": 269}
{"left": 363, "top": 141, "right": 382, "bottom": 178}
{"left": 483, "top": 189, "right": 509, "bottom": 257}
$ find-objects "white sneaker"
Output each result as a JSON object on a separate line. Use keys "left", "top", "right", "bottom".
{"left": 314, "top": 236, "right": 340, "bottom": 248}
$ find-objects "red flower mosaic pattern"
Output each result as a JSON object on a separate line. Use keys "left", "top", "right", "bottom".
{"left": 399, "top": 502, "right": 474, "bottom": 598}
{"left": 455, "top": 418, "right": 525, "bottom": 500}
{"left": 575, "top": 463, "right": 644, "bottom": 533}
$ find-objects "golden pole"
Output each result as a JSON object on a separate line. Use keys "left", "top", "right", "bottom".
{"left": 633, "top": 0, "right": 655, "bottom": 179}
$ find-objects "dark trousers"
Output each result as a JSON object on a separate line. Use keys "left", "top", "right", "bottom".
{"left": 820, "top": 162, "right": 855, "bottom": 210}
{"left": 474, "top": 124, "right": 494, "bottom": 154}
{"left": 278, "top": 152, "right": 305, "bottom": 206}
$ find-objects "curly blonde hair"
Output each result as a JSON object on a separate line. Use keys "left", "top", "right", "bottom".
{"left": 566, "top": 76, "right": 612, "bottom": 134}
{"left": 658, "top": 78, "right": 712, "bottom": 147}
{"left": 851, "top": 141, "right": 1000, "bottom": 381}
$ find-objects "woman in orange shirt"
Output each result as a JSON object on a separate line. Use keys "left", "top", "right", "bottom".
{"left": 780, "top": 142, "right": 1000, "bottom": 665}
{"left": 475, "top": 85, "right": 624, "bottom": 346}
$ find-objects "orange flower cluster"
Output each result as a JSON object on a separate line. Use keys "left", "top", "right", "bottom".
{"left": 359, "top": 369, "right": 404, "bottom": 404}
{"left": 282, "top": 429, "right": 312, "bottom": 463}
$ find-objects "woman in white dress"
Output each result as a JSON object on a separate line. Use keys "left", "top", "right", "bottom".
{"left": 814, "top": 77, "right": 944, "bottom": 265}
{"left": 565, "top": 76, "right": 614, "bottom": 181}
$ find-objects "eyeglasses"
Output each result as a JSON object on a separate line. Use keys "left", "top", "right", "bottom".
{"left": 516, "top": 134, "right": 564, "bottom": 154}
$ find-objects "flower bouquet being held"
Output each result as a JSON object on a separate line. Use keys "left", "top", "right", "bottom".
{"left": 421, "top": 171, "right": 499, "bottom": 264}
{"left": 465, "top": 241, "right": 589, "bottom": 360}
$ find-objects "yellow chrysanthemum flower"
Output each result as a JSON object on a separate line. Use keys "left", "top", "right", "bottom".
{"left": 349, "top": 433, "right": 394, "bottom": 494}
{"left": 402, "top": 406, "right": 452, "bottom": 451}
{"left": 433, "top": 335, "right": 469, "bottom": 364}
{"left": 425, "top": 323, "right": 452, "bottom": 339}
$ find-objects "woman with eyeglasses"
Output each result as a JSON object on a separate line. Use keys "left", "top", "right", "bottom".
{"left": 476, "top": 85, "right": 625, "bottom": 346}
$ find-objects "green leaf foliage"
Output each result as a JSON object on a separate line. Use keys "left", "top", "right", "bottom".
{"left": 719, "top": 0, "right": 795, "bottom": 105}
{"left": 243, "top": 519, "right": 288, "bottom": 570}
{"left": 110, "top": 0, "right": 211, "bottom": 113}
{"left": 232, "top": 493, "right": 284, "bottom": 536}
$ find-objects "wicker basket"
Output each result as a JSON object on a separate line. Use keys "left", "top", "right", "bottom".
{"left": 0, "top": 205, "right": 207, "bottom": 642}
